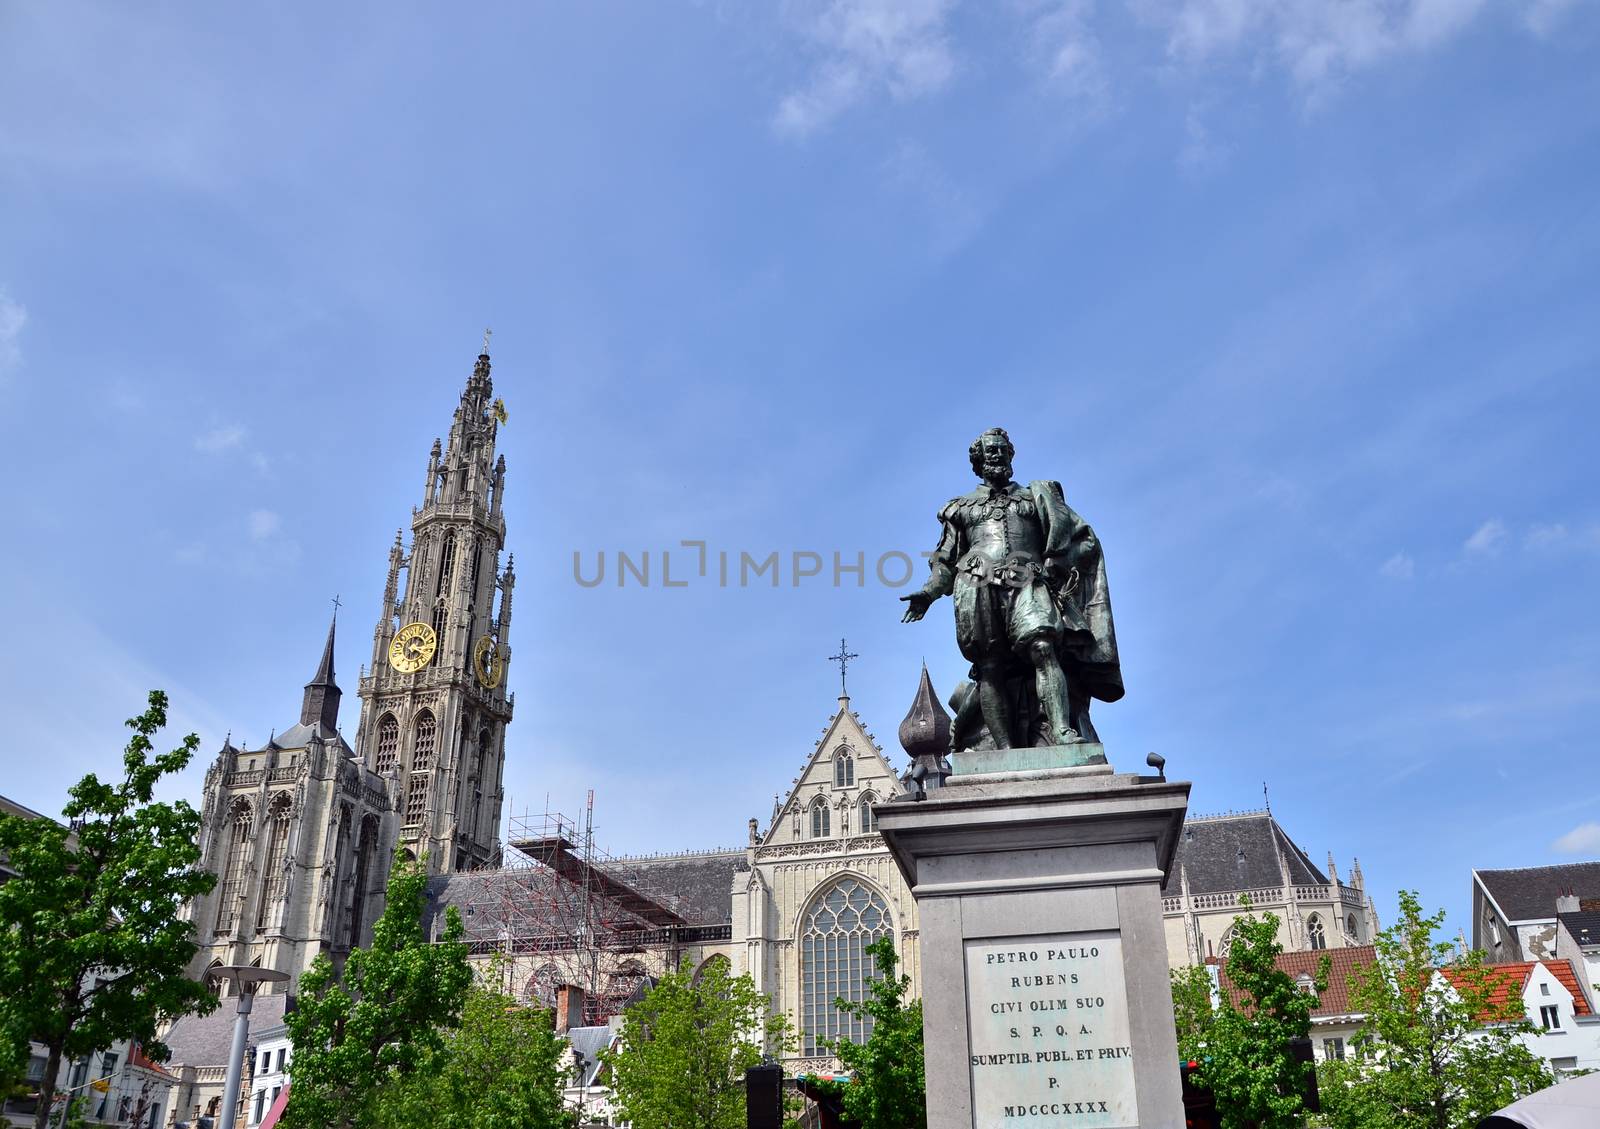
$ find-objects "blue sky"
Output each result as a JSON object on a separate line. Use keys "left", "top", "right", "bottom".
{"left": 2, "top": 0, "right": 1597, "bottom": 941}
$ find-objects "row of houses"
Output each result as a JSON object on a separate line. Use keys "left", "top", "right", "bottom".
{"left": 1236, "top": 862, "right": 1600, "bottom": 1078}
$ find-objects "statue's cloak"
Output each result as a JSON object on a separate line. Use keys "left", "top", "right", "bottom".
{"left": 1028, "top": 479, "right": 1123, "bottom": 704}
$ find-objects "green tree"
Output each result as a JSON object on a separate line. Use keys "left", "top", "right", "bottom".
{"left": 373, "top": 973, "right": 573, "bottom": 1129}
{"left": 1170, "top": 962, "right": 1217, "bottom": 1052}
{"left": 0, "top": 691, "right": 217, "bottom": 1129}
{"left": 602, "top": 956, "right": 791, "bottom": 1129}
{"left": 281, "top": 852, "right": 472, "bottom": 1128}
{"left": 1179, "top": 906, "right": 1325, "bottom": 1129}
{"left": 830, "top": 935, "right": 926, "bottom": 1129}
{"left": 1318, "top": 891, "right": 1552, "bottom": 1129}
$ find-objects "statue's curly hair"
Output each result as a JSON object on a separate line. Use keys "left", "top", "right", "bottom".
{"left": 968, "top": 427, "right": 1014, "bottom": 476}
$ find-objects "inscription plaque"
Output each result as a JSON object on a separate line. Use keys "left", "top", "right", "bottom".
{"left": 963, "top": 931, "right": 1135, "bottom": 1128}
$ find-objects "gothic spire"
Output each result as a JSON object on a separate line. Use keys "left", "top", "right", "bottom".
{"left": 300, "top": 608, "right": 341, "bottom": 732}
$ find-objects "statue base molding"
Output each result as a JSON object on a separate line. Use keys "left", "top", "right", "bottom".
{"left": 951, "top": 740, "right": 1109, "bottom": 777}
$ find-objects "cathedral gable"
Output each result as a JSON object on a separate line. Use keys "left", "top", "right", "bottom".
{"left": 762, "top": 699, "right": 906, "bottom": 848}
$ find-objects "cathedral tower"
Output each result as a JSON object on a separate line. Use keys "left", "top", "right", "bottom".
{"left": 355, "top": 344, "right": 515, "bottom": 874}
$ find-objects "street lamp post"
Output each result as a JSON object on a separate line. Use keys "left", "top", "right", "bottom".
{"left": 213, "top": 966, "right": 290, "bottom": 1129}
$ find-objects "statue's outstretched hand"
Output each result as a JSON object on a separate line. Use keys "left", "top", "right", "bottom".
{"left": 900, "top": 591, "right": 934, "bottom": 623}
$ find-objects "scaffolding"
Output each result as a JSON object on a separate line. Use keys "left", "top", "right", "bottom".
{"left": 450, "top": 792, "right": 732, "bottom": 1024}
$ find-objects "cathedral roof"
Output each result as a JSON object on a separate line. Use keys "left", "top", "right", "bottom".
{"left": 611, "top": 851, "right": 746, "bottom": 923}
{"left": 1163, "top": 810, "right": 1329, "bottom": 897}
{"left": 1476, "top": 862, "right": 1600, "bottom": 924}
{"left": 164, "top": 991, "right": 288, "bottom": 1069}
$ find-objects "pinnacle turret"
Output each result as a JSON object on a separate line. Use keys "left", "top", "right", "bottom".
{"left": 300, "top": 610, "right": 341, "bottom": 731}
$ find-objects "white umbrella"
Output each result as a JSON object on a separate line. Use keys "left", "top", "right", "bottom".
{"left": 1479, "top": 1073, "right": 1600, "bottom": 1129}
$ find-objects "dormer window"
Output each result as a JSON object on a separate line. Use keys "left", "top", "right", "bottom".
{"left": 834, "top": 750, "right": 854, "bottom": 788}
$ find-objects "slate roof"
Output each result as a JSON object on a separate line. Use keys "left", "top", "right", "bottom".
{"left": 612, "top": 851, "right": 746, "bottom": 924}
{"left": 165, "top": 993, "right": 289, "bottom": 1068}
{"left": 1219, "top": 944, "right": 1378, "bottom": 1018}
{"left": 565, "top": 1024, "right": 617, "bottom": 1088}
{"left": 422, "top": 849, "right": 745, "bottom": 943}
{"left": 1163, "top": 812, "right": 1330, "bottom": 897}
{"left": 1559, "top": 911, "right": 1600, "bottom": 949}
{"left": 1476, "top": 862, "right": 1600, "bottom": 922}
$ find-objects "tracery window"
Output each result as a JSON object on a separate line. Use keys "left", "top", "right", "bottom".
{"left": 858, "top": 793, "right": 877, "bottom": 834}
{"left": 406, "top": 774, "right": 428, "bottom": 824}
{"left": 374, "top": 715, "right": 399, "bottom": 773}
{"left": 214, "top": 802, "right": 252, "bottom": 936}
{"left": 801, "top": 878, "right": 890, "bottom": 1055}
{"left": 436, "top": 530, "right": 457, "bottom": 597}
{"left": 834, "top": 751, "right": 854, "bottom": 788}
{"left": 255, "top": 797, "right": 292, "bottom": 931}
{"left": 430, "top": 602, "right": 447, "bottom": 661}
{"left": 1307, "top": 914, "right": 1327, "bottom": 950}
{"left": 412, "top": 712, "right": 437, "bottom": 772}
{"left": 810, "top": 798, "right": 830, "bottom": 839}
{"left": 1346, "top": 913, "right": 1360, "bottom": 942}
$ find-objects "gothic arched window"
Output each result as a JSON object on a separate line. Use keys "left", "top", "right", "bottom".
{"left": 834, "top": 751, "right": 854, "bottom": 788}
{"left": 858, "top": 793, "right": 877, "bottom": 834}
{"left": 406, "top": 775, "right": 428, "bottom": 824}
{"left": 1347, "top": 913, "right": 1360, "bottom": 942}
{"left": 801, "top": 878, "right": 891, "bottom": 1055}
{"left": 527, "top": 964, "right": 560, "bottom": 1007}
{"left": 430, "top": 602, "right": 447, "bottom": 662}
{"left": 375, "top": 715, "right": 399, "bottom": 774}
{"left": 436, "top": 531, "right": 457, "bottom": 597}
{"left": 214, "top": 802, "right": 252, "bottom": 936}
{"left": 255, "top": 797, "right": 292, "bottom": 932}
{"left": 810, "top": 798, "right": 830, "bottom": 839}
{"left": 1307, "top": 914, "right": 1327, "bottom": 950}
{"left": 412, "top": 712, "right": 437, "bottom": 772}
{"left": 693, "top": 953, "right": 731, "bottom": 986}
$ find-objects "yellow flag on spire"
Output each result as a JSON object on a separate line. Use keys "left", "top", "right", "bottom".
{"left": 492, "top": 398, "right": 508, "bottom": 425}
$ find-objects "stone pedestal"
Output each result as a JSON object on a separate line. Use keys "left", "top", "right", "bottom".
{"left": 876, "top": 754, "right": 1190, "bottom": 1129}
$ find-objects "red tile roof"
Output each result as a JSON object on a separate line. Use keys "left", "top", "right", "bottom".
{"left": 1439, "top": 959, "right": 1592, "bottom": 1019}
{"left": 1216, "top": 945, "right": 1378, "bottom": 1018}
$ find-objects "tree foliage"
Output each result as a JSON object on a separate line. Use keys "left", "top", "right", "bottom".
{"left": 0, "top": 690, "right": 217, "bottom": 1129}
{"left": 281, "top": 852, "right": 472, "bottom": 1128}
{"left": 372, "top": 973, "right": 573, "bottom": 1129}
{"left": 1176, "top": 906, "right": 1324, "bottom": 1129}
{"left": 830, "top": 935, "right": 926, "bottom": 1129}
{"left": 602, "top": 956, "right": 791, "bottom": 1129}
{"left": 1318, "top": 891, "right": 1552, "bottom": 1129}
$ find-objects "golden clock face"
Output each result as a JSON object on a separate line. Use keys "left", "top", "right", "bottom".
{"left": 389, "top": 622, "right": 437, "bottom": 673}
{"left": 473, "top": 635, "right": 507, "bottom": 689}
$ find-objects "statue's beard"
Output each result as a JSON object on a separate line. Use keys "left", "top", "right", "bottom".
{"left": 981, "top": 458, "right": 1012, "bottom": 483}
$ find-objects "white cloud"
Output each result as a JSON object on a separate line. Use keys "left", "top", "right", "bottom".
{"left": 1028, "top": 0, "right": 1108, "bottom": 106}
{"left": 1133, "top": 0, "right": 1504, "bottom": 103}
{"left": 880, "top": 139, "right": 985, "bottom": 258}
{"left": 0, "top": 291, "right": 26, "bottom": 376}
{"left": 1525, "top": 522, "right": 1569, "bottom": 551}
{"left": 1463, "top": 518, "right": 1508, "bottom": 556}
{"left": 248, "top": 509, "right": 281, "bottom": 541}
{"left": 1552, "top": 821, "right": 1600, "bottom": 855}
{"left": 195, "top": 424, "right": 247, "bottom": 453}
{"left": 1524, "top": 0, "right": 1581, "bottom": 36}
{"left": 1379, "top": 551, "right": 1414, "bottom": 579}
{"left": 775, "top": 0, "right": 956, "bottom": 137}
